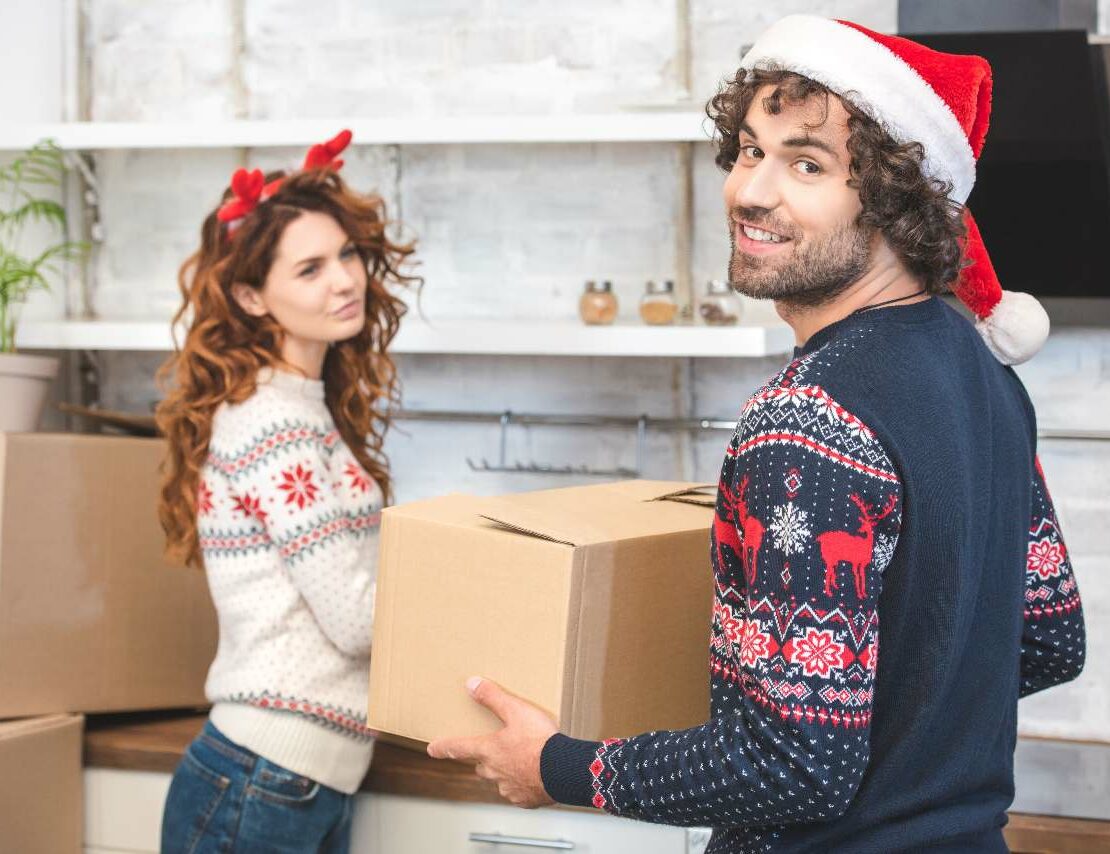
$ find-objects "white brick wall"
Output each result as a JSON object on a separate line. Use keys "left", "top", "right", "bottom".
{"left": 689, "top": 0, "right": 897, "bottom": 102}
{"left": 62, "top": 0, "right": 1110, "bottom": 750}
{"left": 85, "top": 0, "right": 238, "bottom": 121}
{"left": 240, "top": 0, "right": 680, "bottom": 118}
{"left": 2, "top": 0, "right": 70, "bottom": 321}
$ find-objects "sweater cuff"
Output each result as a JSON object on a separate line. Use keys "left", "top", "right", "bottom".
{"left": 540, "top": 733, "right": 603, "bottom": 808}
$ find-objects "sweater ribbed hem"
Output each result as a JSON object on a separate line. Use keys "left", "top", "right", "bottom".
{"left": 539, "top": 733, "right": 602, "bottom": 808}
{"left": 210, "top": 702, "right": 373, "bottom": 795}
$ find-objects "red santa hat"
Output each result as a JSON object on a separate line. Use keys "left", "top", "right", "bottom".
{"left": 740, "top": 15, "right": 1050, "bottom": 365}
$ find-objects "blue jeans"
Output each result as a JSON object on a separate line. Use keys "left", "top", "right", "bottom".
{"left": 161, "top": 721, "right": 353, "bottom": 854}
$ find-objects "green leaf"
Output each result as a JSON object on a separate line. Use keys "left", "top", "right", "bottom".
{"left": 0, "top": 139, "right": 82, "bottom": 309}
{"left": 0, "top": 198, "right": 66, "bottom": 230}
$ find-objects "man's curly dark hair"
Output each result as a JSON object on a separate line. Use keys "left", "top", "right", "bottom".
{"left": 707, "top": 65, "right": 966, "bottom": 294}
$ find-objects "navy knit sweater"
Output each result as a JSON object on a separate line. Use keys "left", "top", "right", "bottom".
{"left": 541, "top": 297, "right": 1085, "bottom": 853}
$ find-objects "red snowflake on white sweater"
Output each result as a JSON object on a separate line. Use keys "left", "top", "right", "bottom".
{"left": 197, "top": 479, "right": 214, "bottom": 516}
{"left": 232, "top": 492, "right": 268, "bottom": 523}
{"left": 344, "top": 461, "right": 372, "bottom": 494}
{"left": 1027, "top": 538, "right": 1066, "bottom": 580}
{"left": 278, "top": 464, "right": 320, "bottom": 509}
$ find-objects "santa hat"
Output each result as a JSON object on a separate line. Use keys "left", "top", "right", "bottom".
{"left": 740, "top": 15, "right": 1050, "bottom": 365}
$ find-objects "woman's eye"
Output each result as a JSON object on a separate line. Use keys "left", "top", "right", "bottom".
{"left": 299, "top": 264, "right": 318, "bottom": 277}
{"left": 340, "top": 245, "right": 358, "bottom": 259}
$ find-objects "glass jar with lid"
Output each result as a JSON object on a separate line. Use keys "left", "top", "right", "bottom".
{"left": 698, "top": 279, "right": 742, "bottom": 326}
{"left": 639, "top": 279, "right": 678, "bottom": 326}
{"left": 579, "top": 280, "right": 618, "bottom": 325}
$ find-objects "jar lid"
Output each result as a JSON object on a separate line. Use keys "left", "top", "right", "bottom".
{"left": 645, "top": 280, "right": 674, "bottom": 294}
{"left": 707, "top": 279, "right": 733, "bottom": 295}
{"left": 585, "top": 280, "right": 612, "bottom": 293}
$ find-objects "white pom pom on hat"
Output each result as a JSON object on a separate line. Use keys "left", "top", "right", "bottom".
{"left": 975, "top": 290, "right": 1052, "bottom": 366}
{"left": 740, "top": 15, "right": 1050, "bottom": 364}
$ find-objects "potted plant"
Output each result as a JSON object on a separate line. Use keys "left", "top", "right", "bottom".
{"left": 0, "top": 139, "right": 86, "bottom": 431}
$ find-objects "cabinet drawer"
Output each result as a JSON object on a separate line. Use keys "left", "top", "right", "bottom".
{"left": 352, "top": 794, "right": 688, "bottom": 854}
{"left": 84, "top": 768, "right": 171, "bottom": 852}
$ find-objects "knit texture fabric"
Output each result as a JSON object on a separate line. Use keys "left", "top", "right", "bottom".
{"left": 199, "top": 368, "right": 381, "bottom": 793}
{"left": 541, "top": 298, "right": 1085, "bottom": 853}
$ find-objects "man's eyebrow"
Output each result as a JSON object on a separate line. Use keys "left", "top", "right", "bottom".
{"left": 782, "top": 133, "right": 841, "bottom": 162}
{"left": 739, "top": 120, "right": 842, "bottom": 163}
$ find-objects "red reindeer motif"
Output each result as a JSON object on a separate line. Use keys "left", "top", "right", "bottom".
{"left": 736, "top": 475, "right": 765, "bottom": 585}
{"left": 714, "top": 478, "right": 743, "bottom": 576}
{"left": 715, "top": 475, "right": 766, "bottom": 585}
{"left": 817, "top": 493, "right": 897, "bottom": 598}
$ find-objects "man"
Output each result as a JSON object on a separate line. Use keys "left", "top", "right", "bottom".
{"left": 428, "top": 16, "right": 1086, "bottom": 852}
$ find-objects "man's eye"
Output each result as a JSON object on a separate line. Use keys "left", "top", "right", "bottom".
{"left": 740, "top": 144, "right": 763, "bottom": 160}
{"left": 795, "top": 160, "right": 821, "bottom": 175}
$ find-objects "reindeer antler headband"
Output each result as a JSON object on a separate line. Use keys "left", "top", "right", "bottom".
{"left": 217, "top": 129, "right": 353, "bottom": 233}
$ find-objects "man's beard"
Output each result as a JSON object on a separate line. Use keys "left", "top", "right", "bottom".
{"left": 727, "top": 209, "right": 872, "bottom": 309}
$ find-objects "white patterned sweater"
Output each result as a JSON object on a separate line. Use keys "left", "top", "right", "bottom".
{"left": 197, "top": 368, "right": 381, "bottom": 794}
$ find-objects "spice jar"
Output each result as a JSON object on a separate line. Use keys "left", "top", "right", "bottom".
{"left": 698, "top": 279, "right": 742, "bottom": 326}
{"left": 640, "top": 280, "right": 678, "bottom": 326}
{"left": 579, "top": 280, "right": 618, "bottom": 325}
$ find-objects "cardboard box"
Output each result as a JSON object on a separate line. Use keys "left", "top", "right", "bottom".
{"left": 368, "top": 480, "right": 717, "bottom": 744}
{"left": 0, "top": 433, "right": 218, "bottom": 717}
{"left": 0, "top": 714, "right": 83, "bottom": 853}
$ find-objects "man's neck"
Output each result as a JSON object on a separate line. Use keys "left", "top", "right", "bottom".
{"left": 774, "top": 255, "right": 930, "bottom": 348}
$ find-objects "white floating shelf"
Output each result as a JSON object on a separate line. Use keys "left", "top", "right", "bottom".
{"left": 1, "top": 112, "right": 712, "bottom": 151}
{"left": 17, "top": 319, "right": 794, "bottom": 359}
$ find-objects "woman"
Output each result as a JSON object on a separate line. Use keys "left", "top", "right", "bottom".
{"left": 156, "top": 130, "right": 415, "bottom": 852}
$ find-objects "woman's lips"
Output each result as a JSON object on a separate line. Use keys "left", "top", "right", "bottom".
{"left": 332, "top": 299, "right": 362, "bottom": 320}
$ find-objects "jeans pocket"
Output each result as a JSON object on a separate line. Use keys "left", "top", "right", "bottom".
{"left": 161, "top": 750, "right": 232, "bottom": 854}
{"left": 247, "top": 759, "right": 321, "bottom": 806}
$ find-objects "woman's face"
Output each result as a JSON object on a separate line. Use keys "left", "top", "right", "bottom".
{"left": 234, "top": 210, "right": 368, "bottom": 364}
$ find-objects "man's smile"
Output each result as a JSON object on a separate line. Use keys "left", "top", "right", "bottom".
{"left": 734, "top": 217, "right": 794, "bottom": 256}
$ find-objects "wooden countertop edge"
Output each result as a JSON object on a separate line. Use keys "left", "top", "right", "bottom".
{"left": 82, "top": 711, "right": 504, "bottom": 804}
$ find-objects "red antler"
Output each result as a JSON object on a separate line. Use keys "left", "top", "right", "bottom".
{"left": 849, "top": 492, "right": 898, "bottom": 523}
{"left": 216, "top": 129, "right": 353, "bottom": 233}
{"left": 303, "top": 128, "right": 352, "bottom": 172}
{"left": 217, "top": 168, "right": 265, "bottom": 223}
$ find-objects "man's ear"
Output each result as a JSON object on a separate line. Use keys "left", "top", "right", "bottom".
{"left": 230, "top": 282, "right": 268, "bottom": 318}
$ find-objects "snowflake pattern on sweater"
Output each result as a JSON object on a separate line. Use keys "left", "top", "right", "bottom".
{"left": 1020, "top": 457, "right": 1084, "bottom": 697}
{"left": 199, "top": 372, "right": 382, "bottom": 742}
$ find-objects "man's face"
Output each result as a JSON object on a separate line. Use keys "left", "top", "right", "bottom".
{"left": 723, "top": 85, "right": 871, "bottom": 307}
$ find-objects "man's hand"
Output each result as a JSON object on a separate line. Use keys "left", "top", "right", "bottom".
{"left": 427, "top": 676, "right": 559, "bottom": 809}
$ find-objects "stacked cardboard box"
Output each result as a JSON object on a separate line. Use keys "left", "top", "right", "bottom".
{"left": 0, "top": 715, "right": 83, "bottom": 852}
{"left": 0, "top": 432, "right": 219, "bottom": 849}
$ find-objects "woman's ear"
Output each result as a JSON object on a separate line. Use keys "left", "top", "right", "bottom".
{"left": 230, "top": 282, "right": 268, "bottom": 317}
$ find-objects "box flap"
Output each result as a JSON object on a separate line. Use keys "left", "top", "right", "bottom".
{"left": 478, "top": 497, "right": 606, "bottom": 547}
{"left": 479, "top": 481, "right": 714, "bottom": 545}
{"left": 652, "top": 483, "right": 717, "bottom": 508}
{"left": 602, "top": 480, "right": 713, "bottom": 503}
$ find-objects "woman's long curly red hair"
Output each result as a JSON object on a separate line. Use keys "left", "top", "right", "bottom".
{"left": 156, "top": 168, "right": 417, "bottom": 568}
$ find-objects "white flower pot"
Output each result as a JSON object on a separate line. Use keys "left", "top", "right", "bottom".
{"left": 0, "top": 351, "right": 59, "bottom": 432}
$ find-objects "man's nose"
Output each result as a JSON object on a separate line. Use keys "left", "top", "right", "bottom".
{"left": 731, "top": 161, "right": 781, "bottom": 212}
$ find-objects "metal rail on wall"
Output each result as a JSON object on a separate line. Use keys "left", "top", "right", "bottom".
{"left": 394, "top": 408, "right": 1110, "bottom": 479}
